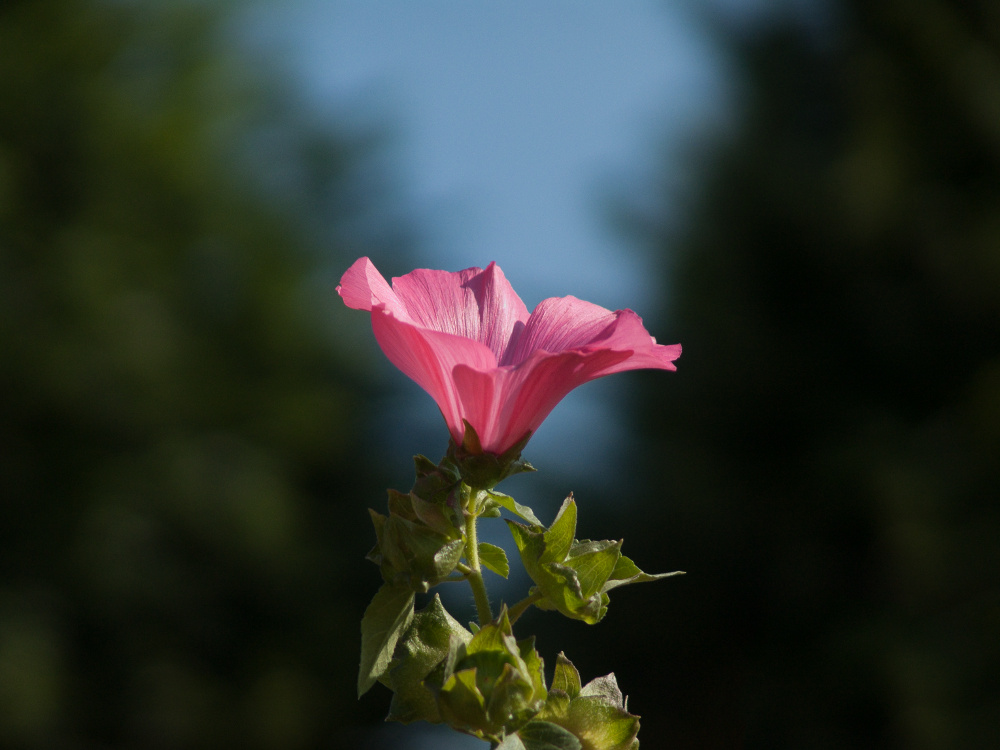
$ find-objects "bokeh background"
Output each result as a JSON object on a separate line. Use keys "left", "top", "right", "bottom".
{"left": 2, "top": 1, "right": 998, "bottom": 749}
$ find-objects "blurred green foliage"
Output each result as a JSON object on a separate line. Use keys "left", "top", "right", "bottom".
{"left": 4, "top": 0, "right": 999, "bottom": 749}
{"left": 0, "top": 0, "right": 401, "bottom": 747}
{"left": 599, "top": 2, "right": 999, "bottom": 748}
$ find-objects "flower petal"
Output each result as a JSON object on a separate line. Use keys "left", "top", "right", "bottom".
{"left": 505, "top": 295, "right": 620, "bottom": 363}
{"left": 454, "top": 303, "right": 681, "bottom": 452}
{"left": 371, "top": 307, "right": 497, "bottom": 445}
{"left": 508, "top": 295, "right": 681, "bottom": 371}
{"left": 391, "top": 262, "right": 529, "bottom": 362}
{"left": 337, "top": 256, "right": 399, "bottom": 312}
{"left": 454, "top": 347, "right": 632, "bottom": 453}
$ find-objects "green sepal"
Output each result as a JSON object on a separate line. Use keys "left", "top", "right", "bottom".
{"left": 478, "top": 542, "right": 510, "bottom": 578}
{"left": 506, "top": 497, "right": 680, "bottom": 625}
{"left": 384, "top": 594, "right": 472, "bottom": 724}
{"left": 358, "top": 583, "right": 415, "bottom": 697}
{"left": 536, "top": 653, "right": 641, "bottom": 750}
{"left": 447, "top": 421, "right": 536, "bottom": 489}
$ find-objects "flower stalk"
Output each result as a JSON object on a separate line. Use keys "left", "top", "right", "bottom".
{"left": 464, "top": 505, "right": 493, "bottom": 625}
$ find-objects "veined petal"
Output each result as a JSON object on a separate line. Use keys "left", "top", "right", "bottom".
{"left": 337, "top": 256, "right": 399, "bottom": 313}
{"left": 509, "top": 295, "right": 680, "bottom": 370}
{"left": 390, "top": 263, "right": 529, "bottom": 362}
{"left": 454, "top": 347, "right": 632, "bottom": 454}
{"left": 583, "top": 308, "right": 682, "bottom": 373}
{"left": 371, "top": 307, "right": 498, "bottom": 444}
{"left": 505, "top": 296, "right": 627, "bottom": 363}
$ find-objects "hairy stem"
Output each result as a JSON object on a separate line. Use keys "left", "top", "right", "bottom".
{"left": 465, "top": 510, "right": 493, "bottom": 624}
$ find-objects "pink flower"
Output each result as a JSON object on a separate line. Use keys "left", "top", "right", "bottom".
{"left": 337, "top": 257, "right": 681, "bottom": 456}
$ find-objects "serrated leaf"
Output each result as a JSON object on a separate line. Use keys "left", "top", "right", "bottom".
{"left": 488, "top": 490, "right": 543, "bottom": 527}
{"left": 358, "top": 584, "right": 415, "bottom": 696}
{"left": 541, "top": 497, "right": 577, "bottom": 563}
{"left": 466, "top": 609, "right": 512, "bottom": 655}
{"left": 517, "top": 720, "right": 583, "bottom": 750}
{"left": 478, "top": 542, "right": 510, "bottom": 578}
{"left": 506, "top": 519, "right": 544, "bottom": 562}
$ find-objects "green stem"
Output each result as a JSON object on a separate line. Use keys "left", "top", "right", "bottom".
{"left": 465, "top": 509, "right": 494, "bottom": 625}
{"left": 507, "top": 591, "right": 544, "bottom": 625}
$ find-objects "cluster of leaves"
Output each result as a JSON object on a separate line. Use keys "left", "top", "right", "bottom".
{"left": 358, "top": 453, "right": 680, "bottom": 748}
{"left": 508, "top": 497, "right": 682, "bottom": 625}
{"left": 379, "top": 598, "right": 640, "bottom": 750}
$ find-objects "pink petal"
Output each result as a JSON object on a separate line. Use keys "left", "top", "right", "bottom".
{"left": 371, "top": 309, "right": 497, "bottom": 444}
{"left": 507, "top": 295, "right": 681, "bottom": 370}
{"left": 456, "top": 300, "right": 681, "bottom": 452}
{"left": 390, "top": 262, "right": 529, "bottom": 362}
{"left": 338, "top": 257, "right": 681, "bottom": 456}
{"left": 337, "top": 257, "right": 398, "bottom": 312}
{"left": 505, "top": 295, "right": 621, "bottom": 363}
{"left": 453, "top": 347, "right": 632, "bottom": 454}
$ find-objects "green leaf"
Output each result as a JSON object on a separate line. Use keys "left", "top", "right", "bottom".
{"left": 517, "top": 720, "right": 583, "bottom": 750}
{"left": 358, "top": 584, "right": 415, "bottom": 697}
{"left": 488, "top": 490, "right": 543, "bottom": 527}
{"left": 566, "top": 540, "right": 621, "bottom": 598}
{"left": 537, "top": 659, "right": 641, "bottom": 750}
{"left": 438, "top": 668, "right": 489, "bottom": 733}
{"left": 432, "top": 538, "right": 466, "bottom": 579}
{"left": 410, "top": 492, "right": 454, "bottom": 535}
{"left": 602, "top": 553, "right": 684, "bottom": 593}
{"left": 386, "top": 595, "right": 471, "bottom": 724}
{"left": 541, "top": 497, "right": 577, "bottom": 563}
{"left": 550, "top": 653, "right": 582, "bottom": 698}
{"left": 564, "top": 697, "right": 639, "bottom": 750}
{"left": 517, "top": 636, "right": 547, "bottom": 703}
{"left": 412, "top": 454, "right": 439, "bottom": 477}
{"left": 478, "top": 542, "right": 510, "bottom": 578}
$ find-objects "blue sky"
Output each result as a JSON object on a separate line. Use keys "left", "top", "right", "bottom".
{"left": 249, "top": 0, "right": 730, "bottom": 310}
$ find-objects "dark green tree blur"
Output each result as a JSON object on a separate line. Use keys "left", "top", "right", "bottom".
{"left": 604, "top": 1, "right": 999, "bottom": 748}
{"left": 0, "top": 0, "right": 402, "bottom": 747}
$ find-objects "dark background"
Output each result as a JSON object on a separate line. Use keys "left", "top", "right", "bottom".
{"left": 1, "top": 1, "right": 997, "bottom": 748}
